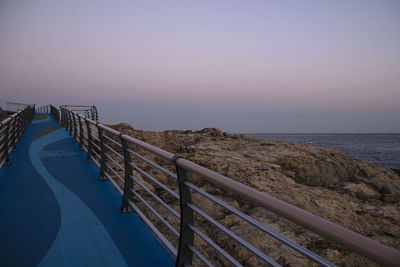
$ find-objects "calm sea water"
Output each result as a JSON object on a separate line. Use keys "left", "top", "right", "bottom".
{"left": 246, "top": 134, "right": 400, "bottom": 170}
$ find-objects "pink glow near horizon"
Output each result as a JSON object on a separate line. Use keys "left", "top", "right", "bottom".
{"left": 1, "top": 1, "right": 399, "bottom": 132}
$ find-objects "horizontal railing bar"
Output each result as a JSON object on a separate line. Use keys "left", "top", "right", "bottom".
{"left": 130, "top": 188, "right": 179, "bottom": 238}
{"left": 103, "top": 143, "right": 124, "bottom": 159}
{"left": 128, "top": 200, "right": 178, "bottom": 258}
{"left": 129, "top": 175, "right": 180, "bottom": 219}
{"left": 91, "top": 146, "right": 101, "bottom": 156}
{"left": 128, "top": 148, "right": 177, "bottom": 180}
{"left": 103, "top": 170, "right": 124, "bottom": 196}
{"left": 127, "top": 199, "right": 178, "bottom": 258}
{"left": 91, "top": 157, "right": 100, "bottom": 168}
{"left": 63, "top": 105, "right": 94, "bottom": 108}
{"left": 129, "top": 162, "right": 179, "bottom": 200}
{"left": 82, "top": 140, "right": 89, "bottom": 147}
{"left": 176, "top": 158, "right": 400, "bottom": 266}
{"left": 84, "top": 117, "right": 97, "bottom": 125}
{"left": 102, "top": 134, "right": 123, "bottom": 148}
{"left": 104, "top": 153, "right": 124, "bottom": 171}
{"left": 187, "top": 244, "right": 214, "bottom": 267}
{"left": 188, "top": 203, "right": 280, "bottom": 267}
{"left": 91, "top": 149, "right": 100, "bottom": 159}
{"left": 70, "top": 109, "right": 92, "bottom": 112}
{"left": 5, "top": 101, "right": 30, "bottom": 106}
{"left": 97, "top": 124, "right": 121, "bottom": 137}
{"left": 104, "top": 163, "right": 124, "bottom": 183}
{"left": 1, "top": 117, "right": 12, "bottom": 125}
{"left": 185, "top": 182, "right": 333, "bottom": 266}
{"left": 188, "top": 224, "right": 242, "bottom": 266}
{"left": 121, "top": 134, "right": 174, "bottom": 163}
{"left": 90, "top": 140, "right": 100, "bottom": 151}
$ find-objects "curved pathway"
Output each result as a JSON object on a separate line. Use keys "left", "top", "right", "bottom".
{"left": 0, "top": 115, "right": 174, "bottom": 266}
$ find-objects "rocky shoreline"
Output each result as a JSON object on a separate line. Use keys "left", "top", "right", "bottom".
{"left": 109, "top": 123, "right": 399, "bottom": 266}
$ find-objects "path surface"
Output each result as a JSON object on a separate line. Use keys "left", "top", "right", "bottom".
{"left": 0, "top": 115, "right": 174, "bottom": 266}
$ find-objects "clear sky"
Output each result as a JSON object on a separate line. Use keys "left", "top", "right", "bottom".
{"left": 1, "top": 0, "right": 399, "bottom": 133}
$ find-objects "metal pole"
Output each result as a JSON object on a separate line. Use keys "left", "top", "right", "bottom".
{"left": 3, "top": 121, "right": 11, "bottom": 166}
{"left": 173, "top": 155, "right": 194, "bottom": 267}
{"left": 60, "top": 107, "right": 64, "bottom": 126}
{"left": 15, "top": 114, "right": 21, "bottom": 144}
{"left": 85, "top": 119, "right": 93, "bottom": 162}
{"left": 72, "top": 113, "right": 77, "bottom": 142}
{"left": 78, "top": 115, "right": 84, "bottom": 150}
{"left": 97, "top": 123, "right": 107, "bottom": 181}
{"left": 10, "top": 116, "right": 17, "bottom": 152}
{"left": 67, "top": 110, "right": 73, "bottom": 136}
{"left": 120, "top": 134, "right": 133, "bottom": 214}
{"left": 21, "top": 109, "right": 26, "bottom": 136}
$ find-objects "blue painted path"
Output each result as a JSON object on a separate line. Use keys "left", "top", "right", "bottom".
{"left": 0, "top": 115, "right": 174, "bottom": 267}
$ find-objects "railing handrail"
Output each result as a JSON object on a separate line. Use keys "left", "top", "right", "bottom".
{"left": 176, "top": 157, "right": 400, "bottom": 266}
{"left": 61, "top": 105, "right": 98, "bottom": 122}
{"left": 58, "top": 106, "right": 400, "bottom": 266}
{"left": 0, "top": 104, "right": 35, "bottom": 168}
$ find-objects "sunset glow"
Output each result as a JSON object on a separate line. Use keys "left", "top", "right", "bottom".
{"left": 1, "top": 0, "right": 399, "bottom": 132}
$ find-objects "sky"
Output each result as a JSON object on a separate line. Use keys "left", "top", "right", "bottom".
{"left": 1, "top": 0, "right": 399, "bottom": 133}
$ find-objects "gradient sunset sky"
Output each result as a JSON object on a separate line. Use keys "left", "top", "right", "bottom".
{"left": 1, "top": 0, "right": 399, "bottom": 132}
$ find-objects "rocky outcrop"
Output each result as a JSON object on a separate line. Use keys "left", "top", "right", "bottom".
{"left": 108, "top": 123, "right": 400, "bottom": 266}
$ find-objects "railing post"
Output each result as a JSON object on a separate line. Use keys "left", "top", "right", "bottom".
{"left": 3, "top": 121, "right": 11, "bottom": 166}
{"left": 72, "top": 113, "right": 77, "bottom": 142}
{"left": 120, "top": 134, "right": 133, "bottom": 214}
{"left": 78, "top": 115, "right": 84, "bottom": 150}
{"left": 97, "top": 124, "right": 107, "bottom": 181}
{"left": 60, "top": 107, "right": 64, "bottom": 127}
{"left": 92, "top": 106, "right": 98, "bottom": 121}
{"left": 63, "top": 108, "right": 67, "bottom": 127}
{"left": 173, "top": 155, "right": 194, "bottom": 267}
{"left": 63, "top": 108, "right": 69, "bottom": 131}
{"left": 20, "top": 110, "right": 26, "bottom": 137}
{"left": 85, "top": 119, "right": 93, "bottom": 162}
{"left": 16, "top": 113, "right": 22, "bottom": 143}
{"left": 67, "top": 110, "right": 73, "bottom": 136}
{"left": 66, "top": 109, "right": 70, "bottom": 131}
{"left": 10, "top": 116, "right": 17, "bottom": 152}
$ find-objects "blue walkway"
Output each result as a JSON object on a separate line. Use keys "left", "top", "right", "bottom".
{"left": 0, "top": 115, "right": 174, "bottom": 266}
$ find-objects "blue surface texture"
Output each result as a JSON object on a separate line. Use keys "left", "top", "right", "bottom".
{"left": 0, "top": 115, "right": 174, "bottom": 267}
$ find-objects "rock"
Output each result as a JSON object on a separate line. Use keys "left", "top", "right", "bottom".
{"left": 344, "top": 183, "right": 380, "bottom": 200}
{"left": 106, "top": 124, "right": 400, "bottom": 266}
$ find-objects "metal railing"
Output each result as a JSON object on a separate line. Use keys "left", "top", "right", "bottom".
{"left": 61, "top": 105, "right": 98, "bottom": 121}
{"left": 36, "top": 105, "right": 49, "bottom": 114}
{"left": 5, "top": 101, "right": 31, "bottom": 112}
{"left": 58, "top": 105, "right": 400, "bottom": 267}
{"left": 50, "top": 105, "right": 60, "bottom": 123}
{"left": 0, "top": 105, "right": 35, "bottom": 168}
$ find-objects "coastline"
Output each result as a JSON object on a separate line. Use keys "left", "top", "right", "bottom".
{"left": 107, "top": 122, "right": 400, "bottom": 266}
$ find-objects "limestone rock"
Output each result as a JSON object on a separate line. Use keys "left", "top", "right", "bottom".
{"left": 108, "top": 124, "right": 400, "bottom": 266}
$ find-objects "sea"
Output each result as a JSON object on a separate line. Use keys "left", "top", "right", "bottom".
{"left": 246, "top": 133, "right": 400, "bottom": 170}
